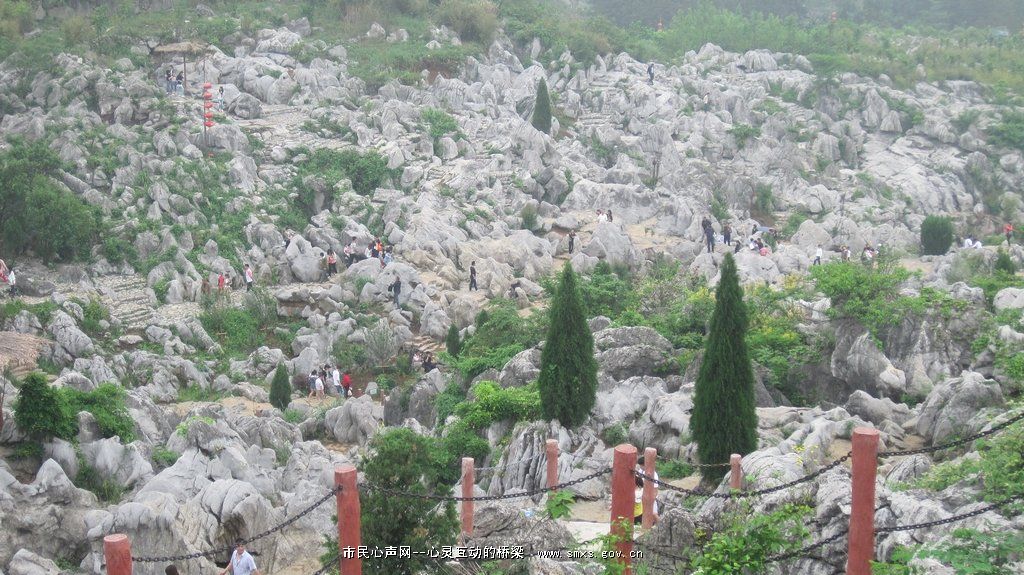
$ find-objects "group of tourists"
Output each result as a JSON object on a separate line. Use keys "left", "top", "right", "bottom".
{"left": 163, "top": 68, "right": 184, "bottom": 95}
{"left": 344, "top": 236, "right": 394, "bottom": 269}
{"left": 307, "top": 364, "right": 352, "bottom": 401}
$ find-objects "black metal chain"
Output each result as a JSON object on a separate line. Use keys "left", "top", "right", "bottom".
{"left": 878, "top": 410, "right": 1024, "bottom": 458}
{"left": 763, "top": 530, "right": 848, "bottom": 564}
{"left": 877, "top": 493, "right": 1024, "bottom": 534}
{"left": 133, "top": 486, "right": 342, "bottom": 563}
{"left": 635, "top": 453, "right": 851, "bottom": 499}
{"left": 310, "top": 553, "right": 340, "bottom": 575}
{"left": 359, "top": 468, "right": 611, "bottom": 501}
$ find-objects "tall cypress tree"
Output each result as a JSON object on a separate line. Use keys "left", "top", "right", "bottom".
{"left": 539, "top": 262, "right": 598, "bottom": 428}
{"left": 689, "top": 253, "right": 758, "bottom": 480}
{"left": 269, "top": 363, "right": 291, "bottom": 411}
{"left": 531, "top": 78, "right": 552, "bottom": 134}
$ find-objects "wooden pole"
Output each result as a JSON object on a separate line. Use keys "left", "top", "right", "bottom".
{"left": 461, "top": 457, "right": 474, "bottom": 537}
{"left": 610, "top": 444, "right": 637, "bottom": 575}
{"left": 729, "top": 454, "right": 742, "bottom": 490}
{"left": 641, "top": 447, "right": 657, "bottom": 529}
{"left": 545, "top": 439, "right": 559, "bottom": 490}
{"left": 336, "top": 465, "right": 362, "bottom": 575}
{"left": 846, "top": 428, "right": 880, "bottom": 575}
{"left": 103, "top": 534, "right": 132, "bottom": 575}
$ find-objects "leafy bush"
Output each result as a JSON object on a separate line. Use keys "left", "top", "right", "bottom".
{"left": 151, "top": 447, "right": 181, "bottom": 469}
{"left": 297, "top": 147, "right": 395, "bottom": 197}
{"left": 102, "top": 236, "right": 137, "bottom": 264}
{"left": 455, "top": 381, "right": 541, "bottom": 428}
{"left": 691, "top": 503, "right": 811, "bottom": 574}
{"left": 421, "top": 108, "right": 460, "bottom": 140}
{"left": 575, "top": 261, "right": 632, "bottom": 319}
{"left": 600, "top": 423, "right": 628, "bottom": 446}
{"left": 728, "top": 124, "right": 761, "bottom": 149}
{"left": 531, "top": 78, "right": 552, "bottom": 134}
{"left": 874, "top": 529, "right": 1024, "bottom": 575}
{"left": 59, "top": 384, "right": 136, "bottom": 443}
{"left": 987, "top": 111, "right": 1024, "bottom": 153}
{"left": 809, "top": 261, "right": 916, "bottom": 336}
{"left": 545, "top": 490, "right": 574, "bottom": 520}
{"left": 364, "top": 319, "right": 398, "bottom": 368}
{"left": 13, "top": 373, "right": 76, "bottom": 441}
{"left": 995, "top": 249, "right": 1016, "bottom": 275}
{"left": 445, "top": 324, "right": 461, "bottom": 357}
{"left": 450, "top": 299, "right": 545, "bottom": 378}
{"left": 520, "top": 204, "right": 538, "bottom": 231}
{"left": 921, "top": 215, "right": 955, "bottom": 255}
{"left": 269, "top": 363, "right": 292, "bottom": 411}
{"left": 75, "top": 460, "right": 126, "bottom": 503}
{"left": 656, "top": 459, "right": 694, "bottom": 480}
{"left": 436, "top": 0, "right": 499, "bottom": 45}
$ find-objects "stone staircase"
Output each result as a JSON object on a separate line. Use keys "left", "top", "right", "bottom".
{"left": 0, "top": 333, "right": 49, "bottom": 380}
{"left": 409, "top": 334, "right": 442, "bottom": 355}
{"left": 101, "top": 276, "right": 155, "bottom": 332}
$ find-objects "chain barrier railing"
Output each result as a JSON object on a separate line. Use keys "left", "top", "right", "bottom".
{"left": 634, "top": 453, "right": 851, "bottom": 499}
{"left": 132, "top": 486, "right": 342, "bottom": 563}
{"left": 876, "top": 492, "right": 1024, "bottom": 534}
{"left": 878, "top": 410, "right": 1024, "bottom": 458}
{"left": 763, "top": 529, "right": 849, "bottom": 564}
{"left": 360, "top": 467, "right": 611, "bottom": 502}
{"left": 309, "top": 553, "right": 340, "bottom": 575}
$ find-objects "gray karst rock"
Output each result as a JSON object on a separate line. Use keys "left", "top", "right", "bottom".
{"left": 915, "top": 371, "right": 1004, "bottom": 445}
{"left": 468, "top": 503, "right": 575, "bottom": 554}
{"left": 993, "top": 287, "right": 1024, "bottom": 311}
{"left": 324, "top": 395, "right": 383, "bottom": 445}
{"left": 7, "top": 550, "right": 60, "bottom": 575}
{"left": 830, "top": 320, "right": 908, "bottom": 400}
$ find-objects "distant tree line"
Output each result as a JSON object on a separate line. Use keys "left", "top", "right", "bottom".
{"left": 590, "top": 0, "right": 1024, "bottom": 32}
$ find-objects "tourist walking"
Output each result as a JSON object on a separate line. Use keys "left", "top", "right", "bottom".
{"left": 6, "top": 267, "right": 16, "bottom": 297}
{"left": 217, "top": 271, "right": 227, "bottom": 292}
{"left": 222, "top": 540, "right": 260, "bottom": 575}
{"left": 342, "top": 371, "right": 352, "bottom": 398}
{"left": 244, "top": 264, "right": 254, "bottom": 291}
{"left": 813, "top": 245, "right": 823, "bottom": 266}
{"left": 568, "top": 230, "right": 576, "bottom": 254}
{"left": 469, "top": 261, "right": 478, "bottom": 291}
{"left": 327, "top": 249, "right": 338, "bottom": 276}
{"left": 331, "top": 365, "right": 341, "bottom": 396}
{"left": 1006, "top": 223, "right": 1014, "bottom": 245}
{"left": 722, "top": 223, "right": 732, "bottom": 246}
{"left": 389, "top": 277, "right": 402, "bottom": 307}
{"left": 647, "top": 62, "right": 655, "bottom": 84}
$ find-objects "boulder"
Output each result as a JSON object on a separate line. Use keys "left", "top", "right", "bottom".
{"left": 993, "top": 287, "right": 1024, "bottom": 311}
{"left": 324, "top": 395, "right": 383, "bottom": 445}
{"left": 831, "top": 321, "right": 908, "bottom": 400}
{"left": 915, "top": 371, "right": 1004, "bottom": 445}
{"left": 7, "top": 549, "right": 60, "bottom": 575}
{"left": 593, "top": 326, "right": 674, "bottom": 381}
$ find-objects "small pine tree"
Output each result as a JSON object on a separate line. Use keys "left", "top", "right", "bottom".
{"left": 445, "top": 324, "right": 461, "bottom": 357}
{"left": 689, "top": 254, "right": 758, "bottom": 480}
{"left": 531, "top": 78, "right": 552, "bottom": 134}
{"left": 920, "top": 215, "right": 954, "bottom": 255}
{"left": 995, "top": 249, "right": 1017, "bottom": 275}
{"left": 269, "top": 363, "right": 291, "bottom": 411}
{"left": 538, "top": 262, "right": 598, "bottom": 428}
{"left": 13, "top": 372, "right": 76, "bottom": 441}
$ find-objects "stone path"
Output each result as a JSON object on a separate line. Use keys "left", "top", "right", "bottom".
{"left": 96, "top": 275, "right": 154, "bottom": 332}
{"left": 0, "top": 332, "right": 50, "bottom": 379}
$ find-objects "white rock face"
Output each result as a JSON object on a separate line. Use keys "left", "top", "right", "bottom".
{"left": 994, "top": 287, "right": 1024, "bottom": 311}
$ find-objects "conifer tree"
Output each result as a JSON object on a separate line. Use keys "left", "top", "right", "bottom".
{"left": 538, "top": 262, "right": 597, "bottom": 428}
{"left": 269, "top": 363, "right": 291, "bottom": 411}
{"left": 531, "top": 78, "right": 552, "bottom": 134}
{"left": 689, "top": 253, "right": 758, "bottom": 480}
{"left": 445, "top": 324, "right": 461, "bottom": 357}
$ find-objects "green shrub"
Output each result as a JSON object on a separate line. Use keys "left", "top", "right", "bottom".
{"left": 151, "top": 447, "right": 181, "bottom": 469}
{"left": 75, "top": 460, "right": 126, "bottom": 503}
{"left": 691, "top": 503, "right": 811, "bottom": 574}
{"left": 531, "top": 78, "right": 552, "bottom": 134}
{"left": 60, "top": 383, "right": 136, "bottom": 443}
{"left": 13, "top": 372, "right": 76, "bottom": 441}
{"left": 421, "top": 108, "right": 460, "bottom": 140}
{"left": 656, "top": 459, "right": 695, "bottom": 480}
{"left": 987, "top": 111, "right": 1024, "bottom": 152}
{"left": 520, "top": 204, "right": 538, "bottom": 231}
{"left": 995, "top": 250, "right": 1016, "bottom": 275}
{"left": 445, "top": 324, "right": 461, "bottom": 357}
{"left": 436, "top": 0, "right": 499, "bottom": 45}
{"left": 600, "top": 423, "right": 628, "bottom": 446}
{"left": 728, "top": 124, "right": 761, "bottom": 150}
{"left": 102, "top": 236, "right": 137, "bottom": 264}
{"left": 921, "top": 215, "right": 955, "bottom": 255}
{"left": 269, "top": 363, "right": 292, "bottom": 411}
{"left": 545, "top": 490, "right": 574, "bottom": 520}
{"left": 200, "top": 301, "right": 263, "bottom": 357}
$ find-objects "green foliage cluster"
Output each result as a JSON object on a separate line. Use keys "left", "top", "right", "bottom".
{"left": 75, "top": 459, "right": 126, "bottom": 503}
{"left": 444, "top": 324, "right": 461, "bottom": 357}
{"left": 151, "top": 447, "right": 181, "bottom": 469}
{"left": 531, "top": 78, "right": 552, "bottom": 134}
{"left": 921, "top": 215, "right": 955, "bottom": 255}
{"left": 810, "top": 260, "right": 966, "bottom": 339}
{"left": 359, "top": 428, "right": 459, "bottom": 575}
{"left": 655, "top": 459, "right": 694, "bottom": 480}
{"left": 538, "top": 263, "right": 598, "bottom": 428}
{"left": 270, "top": 363, "right": 292, "bottom": 411}
{"left": 200, "top": 288, "right": 281, "bottom": 357}
{"left": 545, "top": 490, "right": 575, "bottom": 520}
{"left": 500, "top": 0, "right": 620, "bottom": 64}
{"left": 0, "top": 299, "right": 59, "bottom": 326}
{"left": 520, "top": 204, "right": 538, "bottom": 231}
{"left": 874, "top": 529, "right": 1024, "bottom": 575}
{"left": 436, "top": 0, "right": 499, "bottom": 45}
{"left": 987, "top": 111, "right": 1024, "bottom": 153}
{"left": 421, "top": 108, "right": 461, "bottom": 140}
{"left": 297, "top": 147, "right": 395, "bottom": 197}
{"left": 13, "top": 374, "right": 134, "bottom": 443}
{"left": 447, "top": 299, "right": 545, "bottom": 379}
{"left": 728, "top": 124, "right": 761, "bottom": 149}
{"left": 690, "top": 254, "right": 758, "bottom": 478}
{"left": 691, "top": 503, "right": 811, "bottom": 574}
{"left": 0, "top": 140, "right": 101, "bottom": 263}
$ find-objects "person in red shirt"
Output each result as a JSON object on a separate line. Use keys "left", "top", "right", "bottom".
{"left": 1006, "top": 223, "right": 1014, "bottom": 245}
{"left": 217, "top": 272, "right": 226, "bottom": 292}
{"left": 341, "top": 372, "right": 352, "bottom": 398}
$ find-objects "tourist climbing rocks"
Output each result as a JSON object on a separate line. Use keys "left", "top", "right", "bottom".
{"left": 568, "top": 230, "right": 577, "bottom": 253}
{"left": 217, "top": 271, "right": 227, "bottom": 292}
{"left": 607, "top": 209, "right": 614, "bottom": 223}
{"left": 647, "top": 62, "right": 655, "bottom": 84}
{"left": 327, "top": 249, "right": 338, "bottom": 276}
{"left": 389, "top": 276, "right": 402, "bottom": 307}
{"left": 723, "top": 223, "right": 732, "bottom": 247}
{"left": 331, "top": 365, "right": 341, "bottom": 396}
{"left": 813, "top": 245, "right": 823, "bottom": 265}
{"left": 469, "top": 261, "right": 478, "bottom": 291}
{"left": 1006, "top": 223, "right": 1014, "bottom": 245}
{"left": 342, "top": 371, "right": 352, "bottom": 398}
{"left": 701, "top": 216, "right": 715, "bottom": 253}
{"left": 244, "top": 264, "right": 254, "bottom": 291}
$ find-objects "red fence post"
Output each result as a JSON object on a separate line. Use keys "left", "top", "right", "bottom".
{"left": 729, "top": 454, "right": 742, "bottom": 490}
{"left": 847, "top": 428, "right": 880, "bottom": 575}
{"left": 103, "top": 534, "right": 132, "bottom": 575}
{"left": 461, "top": 457, "right": 474, "bottom": 537}
{"left": 610, "top": 444, "right": 637, "bottom": 575}
{"left": 546, "top": 439, "right": 559, "bottom": 490}
{"left": 642, "top": 447, "right": 657, "bottom": 529}
{"left": 336, "top": 465, "right": 362, "bottom": 575}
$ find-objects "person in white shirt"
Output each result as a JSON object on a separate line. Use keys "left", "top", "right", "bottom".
{"left": 813, "top": 246, "right": 823, "bottom": 266}
{"left": 597, "top": 209, "right": 608, "bottom": 223}
{"left": 6, "top": 267, "right": 16, "bottom": 296}
{"left": 963, "top": 236, "right": 974, "bottom": 249}
{"left": 332, "top": 366, "right": 341, "bottom": 396}
{"left": 244, "top": 264, "right": 254, "bottom": 291}
{"left": 973, "top": 238, "right": 984, "bottom": 249}
{"left": 222, "top": 540, "right": 260, "bottom": 575}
